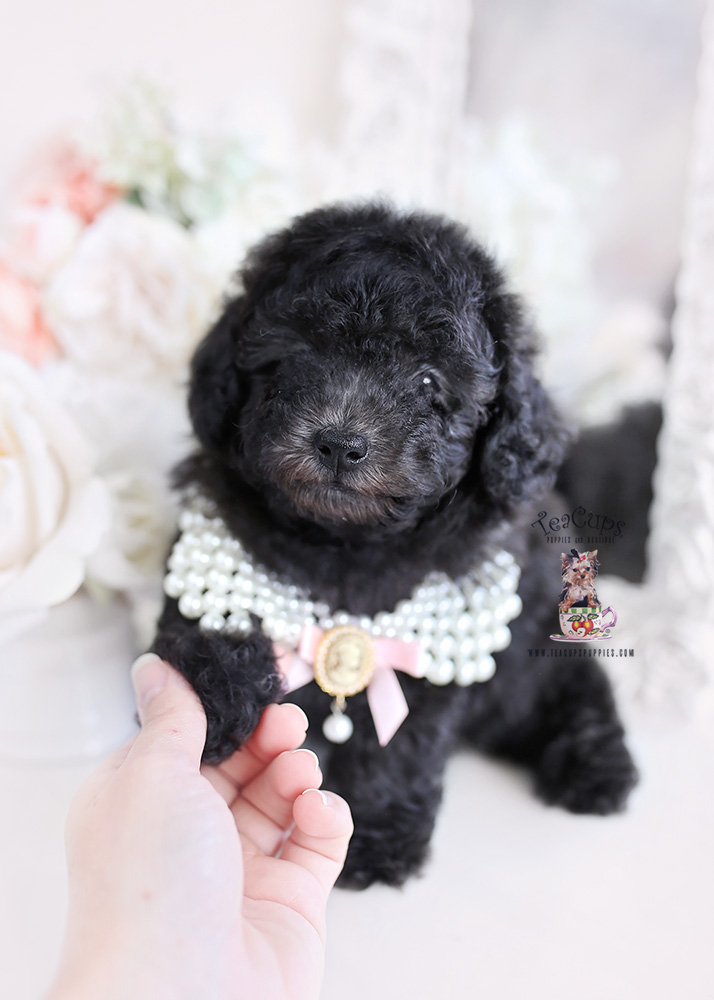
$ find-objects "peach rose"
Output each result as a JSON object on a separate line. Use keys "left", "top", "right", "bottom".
{"left": 0, "top": 260, "right": 59, "bottom": 364}
{"left": 21, "top": 142, "right": 120, "bottom": 224}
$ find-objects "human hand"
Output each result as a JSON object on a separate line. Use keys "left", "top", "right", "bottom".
{"left": 48, "top": 654, "right": 353, "bottom": 1000}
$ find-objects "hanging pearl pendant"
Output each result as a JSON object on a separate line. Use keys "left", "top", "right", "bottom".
{"left": 322, "top": 699, "right": 354, "bottom": 743}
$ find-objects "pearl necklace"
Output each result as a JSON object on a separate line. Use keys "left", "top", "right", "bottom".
{"left": 164, "top": 493, "right": 523, "bottom": 689}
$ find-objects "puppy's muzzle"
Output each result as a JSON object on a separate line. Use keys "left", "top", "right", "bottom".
{"left": 314, "top": 428, "right": 370, "bottom": 476}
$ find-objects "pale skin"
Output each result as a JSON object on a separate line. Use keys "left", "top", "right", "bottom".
{"left": 47, "top": 654, "right": 353, "bottom": 1000}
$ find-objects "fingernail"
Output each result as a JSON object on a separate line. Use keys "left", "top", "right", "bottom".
{"left": 130, "top": 653, "right": 168, "bottom": 710}
{"left": 301, "top": 788, "right": 331, "bottom": 806}
{"left": 291, "top": 748, "right": 321, "bottom": 772}
{"left": 283, "top": 703, "right": 309, "bottom": 731}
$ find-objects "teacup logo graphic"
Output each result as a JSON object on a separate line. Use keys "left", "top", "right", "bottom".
{"left": 551, "top": 549, "right": 617, "bottom": 642}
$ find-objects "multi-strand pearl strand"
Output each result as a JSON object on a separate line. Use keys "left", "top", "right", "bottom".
{"left": 163, "top": 495, "right": 523, "bottom": 687}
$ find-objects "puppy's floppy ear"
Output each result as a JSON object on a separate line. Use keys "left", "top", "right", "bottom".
{"left": 476, "top": 289, "right": 568, "bottom": 514}
{"left": 188, "top": 296, "right": 245, "bottom": 456}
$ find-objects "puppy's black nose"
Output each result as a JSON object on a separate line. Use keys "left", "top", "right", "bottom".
{"left": 314, "top": 429, "right": 369, "bottom": 475}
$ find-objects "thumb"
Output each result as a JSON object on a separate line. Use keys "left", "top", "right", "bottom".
{"left": 130, "top": 653, "right": 207, "bottom": 768}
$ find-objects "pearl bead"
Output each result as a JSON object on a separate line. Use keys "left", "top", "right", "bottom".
{"left": 455, "top": 659, "right": 480, "bottom": 686}
{"left": 204, "top": 592, "right": 228, "bottom": 615}
{"left": 189, "top": 548, "right": 211, "bottom": 569}
{"left": 505, "top": 594, "right": 523, "bottom": 618}
{"left": 458, "top": 636, "right": 477, "bottom": 659}
{"left": 206, "top": 568, "right": 231, "bottom": 593}
{"left": 427, "top": 658, "right": 455, "bottom": 685}
{"left": 473, "top": 655, "right": 496, "bottom": 681}
{"left": 323, "top": 710, "right": 354, "bottom": 743}
{"left": 474, "top": 609, "right": 493, "bottom": 630}
{"left": 185, "top": 569, "right": 206, "bottom": 591}
{"left": 177, "top": 592, "right": 202, "bottom": 619}
{"left": 168, "top": 498, "right": 524, "bottom": 698}
{"left": 163, "top": 572, "right": 185, "bottom": 598}
{"left": 200, "top": 611, "right": 226, "bottom": 631}
{"left": 491, "top": 625, "right": 512, "bottom": 651}
{"left": 168, "top": 548, "right": 190, "bottom": 572}
{"left": 225, "top": 614, "right": 251, "bottom": 634}
{"left": 178, "top": 510, "right": 197, "bottom": 532}
{"left": 436, "top": 634, "right": 457, "bottom": 658}
{"left": 214, "top": 550, "right": 237, "bottom": 573}
{"left": 200, "top": 531, "right": 222, "bottom": 551}
{"left": 286, "top": 622, "right": 303, "bottom": 643}
{"left": 455, "top": 612, "right": 473, "bottom": 634}
{"left": 268, "top": 618, "right": 288, "bottom": 641}
{"left": 477, "top": 632, "right": 495, "bottom": 652}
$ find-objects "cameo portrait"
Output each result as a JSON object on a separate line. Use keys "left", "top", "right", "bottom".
{"left": 314, "top": 625, "right": 376, "bottom": 698}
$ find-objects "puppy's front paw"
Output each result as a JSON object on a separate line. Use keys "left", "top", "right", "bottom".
{"left": 152, "top": 621, "right": 284, "bottom": 764}
{"left": 535, "top": 725, "right": 638, "bottom": 815}
{"left": 338, "top": 821, "right": 432, "bottom": 889}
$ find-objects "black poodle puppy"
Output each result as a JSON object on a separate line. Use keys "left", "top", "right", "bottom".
{"left": 153, "top": 203, "right": 638, "bottom": 888}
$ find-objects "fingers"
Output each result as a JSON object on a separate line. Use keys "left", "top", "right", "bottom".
{"left": 128, "top": 654, "right": 207, "bottom": 770}
{"left": 232, "top": 748, "right": 322, "bottom": 855}
{"left": 281, "top": 789, "right": 353, "bottom": 897}
{"left": 208, "top": 702, "right": 309, "bottom": 793}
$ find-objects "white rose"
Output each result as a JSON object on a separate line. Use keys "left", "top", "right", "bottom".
{"left": 43, "top": 363, "right": 190, "bottom": 593}
{"left": 87, "top": 468, "right": 175, "bottom": 590}
{"left": 0, "top": 352, "right": 110, "bottom": 643}
{"left": 44, "top": 203, "right": 219, "bottom": 379}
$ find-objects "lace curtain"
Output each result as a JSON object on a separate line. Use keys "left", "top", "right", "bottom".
{"left": 336, "top": 0, "right": 714, "bottom": 710}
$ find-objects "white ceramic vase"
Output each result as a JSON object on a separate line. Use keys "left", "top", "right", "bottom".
{"left": 0, "top": 591, "right": 139, "bottom": 762}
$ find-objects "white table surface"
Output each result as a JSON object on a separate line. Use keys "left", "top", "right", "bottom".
{"left": 1, "top": 688, "right": 712, "bottom": 1000}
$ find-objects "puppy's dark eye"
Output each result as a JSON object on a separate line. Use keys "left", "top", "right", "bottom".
{"left": 418, "top": 370, "right": 440, "bottom": 391}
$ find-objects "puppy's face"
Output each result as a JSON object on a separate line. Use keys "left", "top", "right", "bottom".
{"left": 189, "top": 205, "right": 564, "bottom": 537}
{"left": 234, "top": 310, "right": 498, "bottom": 532}
{"left": 561, "top": 550, "right": 599, "bottom": 586}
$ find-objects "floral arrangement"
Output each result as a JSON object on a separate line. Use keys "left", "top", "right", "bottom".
{"left": 0, "top": 82, "right": 666, "bottom": 650}
{"left": 0, "top": 82, "right": 300, "bottom": 646}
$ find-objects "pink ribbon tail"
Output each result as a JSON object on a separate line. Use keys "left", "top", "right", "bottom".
{"left": 367, "top": 667, "right": 409, "bottom": 746}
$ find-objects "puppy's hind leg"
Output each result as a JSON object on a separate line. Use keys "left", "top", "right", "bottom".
{"left": 151, "top": 599, "right": 284, "bottom": 763}
{"left": 482, "top": 658, "right": 639, "bottom": 815}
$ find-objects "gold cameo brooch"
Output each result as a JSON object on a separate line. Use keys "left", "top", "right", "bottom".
{"left": 313, "top": 625, "right": 377, "bottom": 699}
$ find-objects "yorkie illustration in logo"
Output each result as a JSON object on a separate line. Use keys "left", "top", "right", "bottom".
{"left": 551, "top": 549, "right": 618, "bottom": 642}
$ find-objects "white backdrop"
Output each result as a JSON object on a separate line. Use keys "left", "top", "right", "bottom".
{"left": 1, "top": 4, "right": 712, "bottom": 999}
{"left": 0, "top": 0, "right": 343, "bottom": 217}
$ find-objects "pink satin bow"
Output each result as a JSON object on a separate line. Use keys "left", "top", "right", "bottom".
{"left": 275, "top": 623, "right": 425, "bottom": 746}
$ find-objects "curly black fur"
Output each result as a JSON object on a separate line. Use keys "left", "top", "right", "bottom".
{"left": 152, "top": 203, "right": 638, "bottom": 887}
